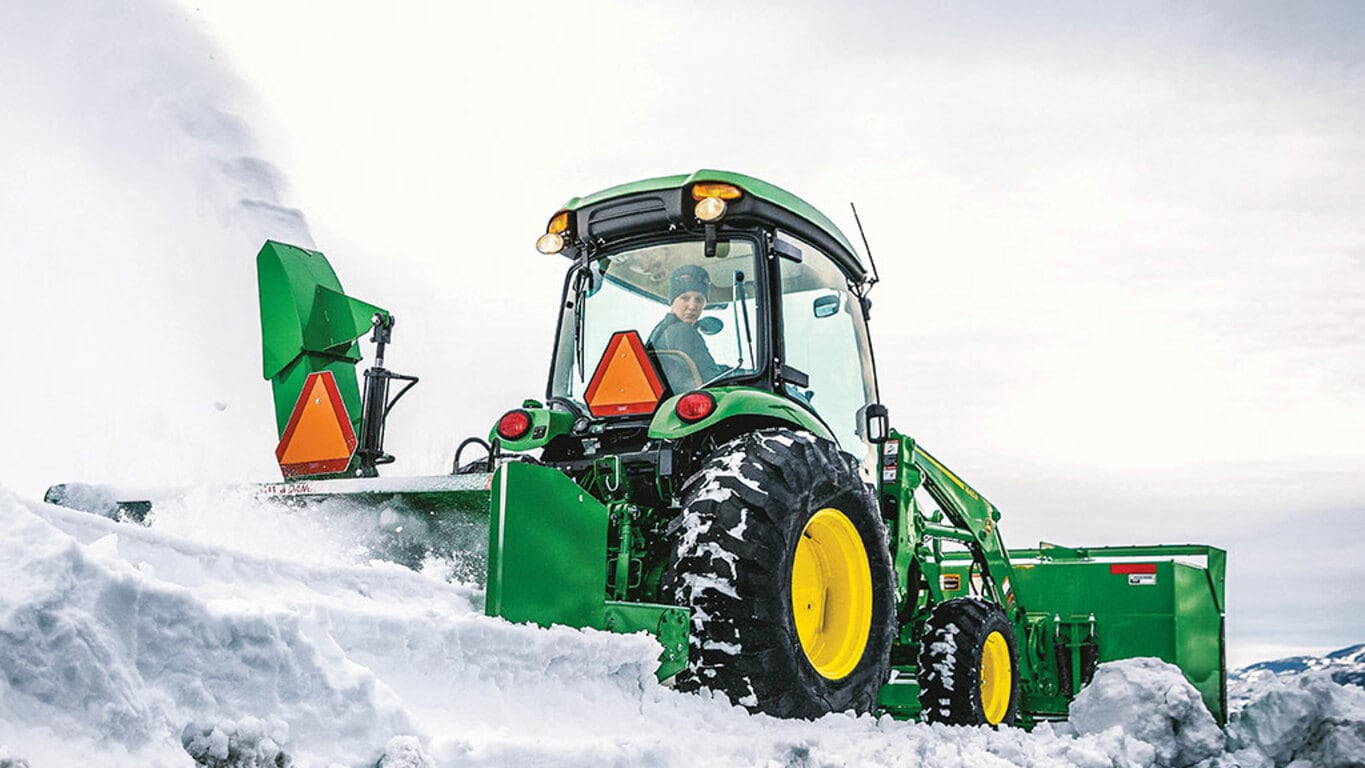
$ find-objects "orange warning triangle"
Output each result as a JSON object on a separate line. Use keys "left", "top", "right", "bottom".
{"left": 275, "top": 370, "right": 358, "bottom": 478}
{"left": 584, "top": 331, "right": 665, "bottom": 417}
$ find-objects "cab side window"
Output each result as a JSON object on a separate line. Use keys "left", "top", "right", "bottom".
{"left": 775, "top": 233, "right": 877, "bottom": 460}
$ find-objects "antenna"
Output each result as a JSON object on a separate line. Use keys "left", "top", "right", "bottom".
{"left": 850, "top": 202, "right": 880, "bottom": 288}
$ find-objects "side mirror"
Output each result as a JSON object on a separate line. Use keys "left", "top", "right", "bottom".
{"left": 696, "top": 316, "right": 724, "bottom": 336}
{"left": 813, "top": 294, "right": 840, "bottom": 319}
{"left": 862, "top": 403, "right": 890, "bottom": 443}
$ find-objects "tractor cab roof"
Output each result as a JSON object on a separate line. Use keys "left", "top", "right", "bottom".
{"left": 545, "top": 170, "right": 869, "bottom": 285}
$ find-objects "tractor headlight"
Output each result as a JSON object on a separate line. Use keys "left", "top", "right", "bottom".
{"left": 694, "top": 196, "right": 726, "bottom": 222}
{"left": 536, "top": 232, "right": 565, "bottom": 254}
{"left": 536, "top": 210, "right": 571, "bottom": 254}
{"left": 691, "top": 182, "right": 742, "bottom": 223}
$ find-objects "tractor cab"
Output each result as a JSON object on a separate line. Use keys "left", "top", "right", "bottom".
{"left": 536, "top": 171, "right": 882, "bottom": 465}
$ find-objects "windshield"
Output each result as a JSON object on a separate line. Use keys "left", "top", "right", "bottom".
{"left": 550, "top": 238, "right": 762, "bottom": 409}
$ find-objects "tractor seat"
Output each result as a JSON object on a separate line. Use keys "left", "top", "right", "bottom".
{"left": 651, "top": 348, "right": 703, "bottom": 391}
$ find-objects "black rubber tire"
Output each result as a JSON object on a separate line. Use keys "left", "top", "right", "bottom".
{"left": 918, "top": 597, "right": 1021, "bottom": 727}
{"left": 660, "top": 428, "right": 896, "bottom": 718}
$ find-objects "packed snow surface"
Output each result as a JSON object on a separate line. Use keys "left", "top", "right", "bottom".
{"left": 0, "top": 485, "right": 1361, "bottom": 767}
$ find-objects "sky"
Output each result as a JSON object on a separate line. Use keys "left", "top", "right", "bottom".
{"left": 0, "top": 0, "right": 1361, "bottom": 668}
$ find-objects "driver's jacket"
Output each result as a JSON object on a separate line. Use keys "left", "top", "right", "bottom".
{"left": 646, "top": 313, "right": 725, "bottom": 387}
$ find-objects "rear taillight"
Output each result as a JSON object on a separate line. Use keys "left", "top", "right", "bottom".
{"left": 497, "top": 410, "right": 532, "bottom": 440}
{"left": 675, "top": 392, "right": 716, "bottom": 423}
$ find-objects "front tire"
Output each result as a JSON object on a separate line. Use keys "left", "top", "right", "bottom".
{"left": 918, "top": 597, "right": 1020, "bottom": 726}
{"left": 661, "top": 428, "right": 896, "bottom": 718}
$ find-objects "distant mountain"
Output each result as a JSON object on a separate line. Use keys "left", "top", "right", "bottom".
{"left": 1233, "top": 644, "right": 1365, "bottom": 688}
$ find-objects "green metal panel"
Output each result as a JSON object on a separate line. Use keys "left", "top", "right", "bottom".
{"left": 558, "top": 170, "right": 861, "bottom": 267}
{"left": 258, "top": 241, "right": 346, "bottom": 380}
{"left": 485, "top": 463, "right": 692, "bottom": 680}
{"left": 486, "top": 462, "right": 609, "bottom": 629}
{"left": 256, "top": 240, "right": 389, "bottom": 441}
{"left": 876, "top": 672, "right": 922, "bottom": 719}
{"left": 306, "top": 286, "right": 389, "bottom": 358}
{"left": 647, "top": 386, "right": 834, "bottom": 443}
{"left": 1174, "top": 564, "right": 1226, "bottom": 718}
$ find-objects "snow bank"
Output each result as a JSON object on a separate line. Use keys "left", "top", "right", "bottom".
{"left": 181, "top": 717, "right": 292, "bottom": 768}
{"left": 0, "top": 487, "right": 658, "bottom": 766}
{"left": 1066, "top": 658, "right": 1226, "bottom": 766}
{"left": 2, "top": 483, "right": 1363, "bottom": 767}
{"left": 0, "top": 488, "right": 414, "bottom": 765}
{"left": 1225, "top": 671, "right": 1365, "bottom": 768}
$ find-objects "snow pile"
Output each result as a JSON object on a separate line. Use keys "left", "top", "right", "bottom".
{"left": 181, "top": 718, "right": 291, "bottom": 768}
{"left": 0, "top": 488, "right": 417, "bottom": 765}
{"left": 375, "top": 737, "right": 434, "bottom": 768}
{"left": 0, "top": 487, "right": 658, "bottom": 766}
{"left": 1, "top": 483, "right": 1363, "bottom": 767}
{"left": 1225, "top": 672, "right": 1365, "bottom": 768}
{"left": 1065, "top": 658, "right": 1226, "bottom": 766}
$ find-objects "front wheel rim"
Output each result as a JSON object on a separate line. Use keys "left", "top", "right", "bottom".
{"left": 790, "top": 508, "right": 873, "bottom": 680}
{"left": 980, "top": 630, "right": 1013, "bottom": 724}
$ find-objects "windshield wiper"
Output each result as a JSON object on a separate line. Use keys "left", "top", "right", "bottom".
{"left": 703, "top": 270, "right": 757, "bottom": 388}
{"left": 735, "top": 270, "right": 754, "bottom": 369}
{"left": 572, "top": 265, "right": 588, "bottom": 383}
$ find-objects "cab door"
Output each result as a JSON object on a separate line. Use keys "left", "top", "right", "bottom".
{"left": 772, "top": 231, "right": 879, "bottom": 462}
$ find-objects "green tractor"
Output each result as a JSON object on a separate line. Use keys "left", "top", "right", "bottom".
{"left": 49, "top": 170, "right": 1227, "bottom": 727}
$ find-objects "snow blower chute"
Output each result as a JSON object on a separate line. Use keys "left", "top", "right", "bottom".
{"left": 46, "top": 171, "right": 1227, "bottom": 727}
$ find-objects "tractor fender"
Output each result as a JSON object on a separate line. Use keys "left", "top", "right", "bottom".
{"left": 647, "top": 387, "right": 835, "bottom": 444}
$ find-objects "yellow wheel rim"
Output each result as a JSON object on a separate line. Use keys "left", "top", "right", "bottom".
{"left": 790, "top": 508, "right": 873, "bottom": 680}
{"left": 980, "top": 630, "right": 1013, "bottom": 724}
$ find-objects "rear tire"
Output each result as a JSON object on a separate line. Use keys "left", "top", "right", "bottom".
{"left": 661, "top": 428, "right": 896, "bottom": 718}
{"left": 918, "top": 597, "right": 1020, "bottom": 726}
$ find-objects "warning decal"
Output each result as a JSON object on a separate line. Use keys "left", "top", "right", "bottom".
{"left": 275, "top": 370, "right": 357, "bottom": 479}
{"left": 583, "top": 330, "right": 665, "bottom": 417}
{"left": 1112, "top": 563, "right": 1158, "bottom": 586}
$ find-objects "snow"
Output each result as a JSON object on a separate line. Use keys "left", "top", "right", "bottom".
{"left": 1064, "top": 658, "right": 1225, "bottom": 767}
{"left": 929, "top": 624, "right": 962, "bottom": 694}
{"left": 1224, "top": 672, "right": 1365, "bottom": 768}
{"left": 699, "top": 449, "right": 766, "bottom": 498}
{"left": 1, "top": 484, "right": 1362, "bottom": 767}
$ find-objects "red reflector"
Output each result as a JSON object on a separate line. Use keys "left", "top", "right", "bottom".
{"left": 676, "top": 392, "right": 716, "bottom": 423}
{"left": 1110, "top": 563, "right": 1158, "bottom": 575}
{"left": 497, "top": 410, "right": 532, "bottom": 440}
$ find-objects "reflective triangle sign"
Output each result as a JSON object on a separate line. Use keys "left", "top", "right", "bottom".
{"left": 584, "top": 331, "right": 665, "bottom": 417}
{"left": 275, "top": 370, "right": 358, "bottom": 478}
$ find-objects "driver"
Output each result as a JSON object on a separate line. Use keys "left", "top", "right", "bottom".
{"left": 648, "top": 265, "right": 725, "bottom": 386}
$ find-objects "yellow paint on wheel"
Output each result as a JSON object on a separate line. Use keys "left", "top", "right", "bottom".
{"left": 980, "top": 630, "right": 1013, "bottom": 724}
{"left": 791, "top": 508, "right": 873, "bottom": 680}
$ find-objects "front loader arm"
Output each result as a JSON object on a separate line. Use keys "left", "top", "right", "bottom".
{"left": 910, "top": 443, "right": 1022, "bottom": 617}
{"left": 879, "top": 431, "right": 1023, "bottom": 619}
